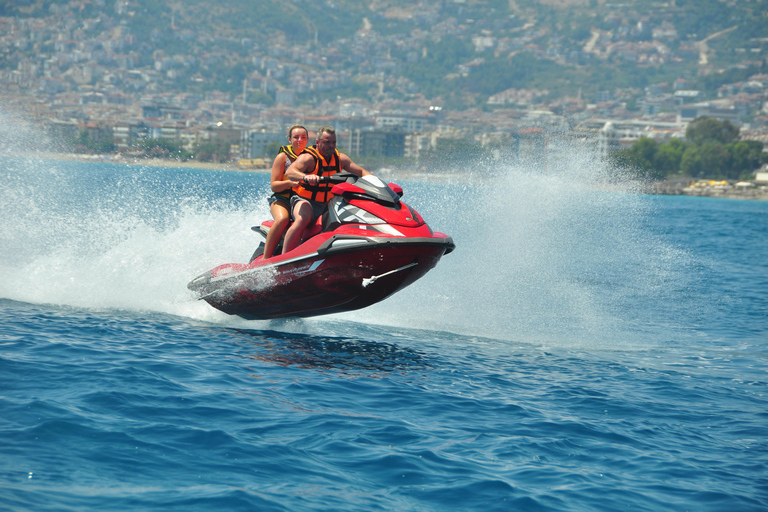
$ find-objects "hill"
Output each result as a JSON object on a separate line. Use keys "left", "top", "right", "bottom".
{"left": 1, "top": 0, "right": 767, "bottom": 109}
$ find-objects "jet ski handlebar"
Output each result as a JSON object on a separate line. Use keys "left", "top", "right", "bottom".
{"left": 301, "top": 172, "right": 360, "bottom": 185}
{"left": 317, "top": 173, "right": 358, "bottom": 183}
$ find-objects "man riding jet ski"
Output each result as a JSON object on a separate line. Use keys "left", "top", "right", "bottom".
{"left": 187, "top": 128, "right": 454, "bottom": 320}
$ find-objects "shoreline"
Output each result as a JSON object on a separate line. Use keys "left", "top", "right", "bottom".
{"left": 8, "top": 152, "right": 768, "bottom": 201}
{"left": 21, "top": 152, "right": 271, "bottom": 173}
{"left": 6, "top": 151, "right": 421, "bottom": 180}
{"left": 641, "top": 179, "right": 768, "bottom": 201}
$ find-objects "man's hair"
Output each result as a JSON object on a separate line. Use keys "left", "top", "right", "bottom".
{"left": 316, "top": 125, "right": 336, "bottom": 139}
{"left": 286, "top": 124, "right": 308, "bottom": 140}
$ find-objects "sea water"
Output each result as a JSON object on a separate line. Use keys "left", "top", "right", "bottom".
{"left": 0, "top": 152, "right": 766, "bottom": 511}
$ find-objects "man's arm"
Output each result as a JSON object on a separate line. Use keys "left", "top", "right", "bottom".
{"left": 339, "top": 153, "right": 371, "bottom": 177}
{"left": 285, "top": 153, "right": 315, "bottom": 182}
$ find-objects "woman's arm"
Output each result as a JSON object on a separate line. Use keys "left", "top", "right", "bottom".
{"left": 270, "top": 152, "right": 294, "bottom": 193}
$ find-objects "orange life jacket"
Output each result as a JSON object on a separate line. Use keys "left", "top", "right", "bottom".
{"left": 293, "top": 145, "right": 341, "bottom": 203}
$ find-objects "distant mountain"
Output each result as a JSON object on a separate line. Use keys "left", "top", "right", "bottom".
{"left": 3, "top": 0, "right": 767, "bottom": 109}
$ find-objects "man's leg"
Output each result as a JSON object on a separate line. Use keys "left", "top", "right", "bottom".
{"left": 283, "top": 200, "right": 314, "bottom": 254}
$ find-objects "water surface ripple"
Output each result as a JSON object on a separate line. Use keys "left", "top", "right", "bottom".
{"left": 1, "top": 158, "right": 766, "bottom": 511}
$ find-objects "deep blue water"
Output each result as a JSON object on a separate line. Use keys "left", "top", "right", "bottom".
{"left": 1, "top": 156, "right": 767, "bottom": 511}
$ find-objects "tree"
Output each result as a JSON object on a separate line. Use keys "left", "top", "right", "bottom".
{"left": 680, "top": 145, "right": 705, "bottom": 178}
{"left": 135, "top": 137, "right": 191, "bottom": 160}
{"left": 728, "top": 140, "right": 765, "bottom": 179}
{"left": 686, "top": 117, "right": 739, "bottom": 145}
{"left": 679, "top": 141, "right": 732, "bottom": 178}
{"left": 195, "top": 138, "right": 231, "bottom": 162}
{"left": 699, "top": 142, "right": 732, "bottom": 178}
{"left": 264, "top": 141, "right": 283, "bottom": 158}
{"left": 619, "top": 115, "right": 767, "bottom": 180}
{"left": 654, "top": 138, "right": 687, "bottom": 176}
{"left": 74, "top": 128, "right": 115, "bottom": 154}
{"left": 632, "top": 137, "right": 659, "bottom": 172}
{"left": 611, "top": 137, "right": 662, "bottom": 179}
{"left": 247, "top": 90, "right": 274, "bottom": 106}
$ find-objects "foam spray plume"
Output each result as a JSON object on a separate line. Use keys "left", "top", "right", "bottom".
{"left": 347, "top": 136, "right": 692, "bottom": 349}
{"left": 1, "top": 115, "right": 692, "bottom": 347}
{"left": 0, "top": 113, "right": 273, "bottom": 321}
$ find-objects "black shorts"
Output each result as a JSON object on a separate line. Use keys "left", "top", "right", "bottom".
{"left": 268, "top": 194, "right": 291, "bottom": 207}
{"left": 290, "top": 195, "right": 326, "bottom": 222}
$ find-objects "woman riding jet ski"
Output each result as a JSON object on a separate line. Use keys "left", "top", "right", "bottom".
{"left": 187, "top": 173, "right": 455, "bottom": 320}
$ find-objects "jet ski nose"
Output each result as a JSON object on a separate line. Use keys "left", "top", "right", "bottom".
{"left": 187, "top": 271, "right": 214, "bottom": 293}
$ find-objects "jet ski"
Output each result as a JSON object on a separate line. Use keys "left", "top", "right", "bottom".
{"left": 188, "top": 173, "right": 455, "bottom": 319}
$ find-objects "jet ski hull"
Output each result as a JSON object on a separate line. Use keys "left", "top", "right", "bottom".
{"left": 189, "top": 234, "right": 453, "bottom": 319}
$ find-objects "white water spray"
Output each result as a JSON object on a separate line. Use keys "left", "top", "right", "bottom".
{"left": 0, "top": 111, "right": 271, "bottom": 322}
{"left": 0, "top": 114, "right": 690, "bottom": 346}
{"left": 343, "top": 136, "right": 690, "bottom": 348}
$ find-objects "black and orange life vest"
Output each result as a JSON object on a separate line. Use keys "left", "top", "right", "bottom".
{"left": 294, "top": 145, "right": 341, "bottom": 203}
{"left": 274, "top": 144, "right": 300, "bottom": 201}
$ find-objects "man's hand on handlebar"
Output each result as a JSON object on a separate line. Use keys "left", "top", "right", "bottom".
{"left": 302, "top": 174, "right": 320, "bottom": 186}
{"left": 303, "top": 173, "right": 358, "bottom": 185}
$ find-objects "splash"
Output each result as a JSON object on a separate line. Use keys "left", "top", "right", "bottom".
{"left": 0, "top": 107, "right": 55, "bottom": 157}
{"left": 343, "top": 136, "right": 691, "bottom": 349}
{"left": 0, "top": 117, "right": 692, "bottom": 347}
{"left": 0, "top": 153, "right": 272, "bottom": 323}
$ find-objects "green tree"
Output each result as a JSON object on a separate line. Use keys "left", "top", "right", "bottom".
{"left": 264, "top": 141, "right": 283, "bottom": 158}
{"left": 135, "top": 138, "right": 191, "bottom": 160}
{"left": 247, "top": 90, "right": 275, "bottom": 106}
{"left": 685, "top": 117, "right": 739, "bottom": 145}
{"left": 611, "top": 137, "right": 662, "bottom": 179}
{"left": 680, "top": 145, "right": 705, "bottom": 178}
{"left": 632, "top": 137, "right": 659, "bottom": 172}
{"left": 74, "top": 128, "right": 115, "bottom": 154}
{"left": 681, "top": 141, "right": 731, "bottom": 178}
{"left": 466, "top": 52, "right": 562, "bottom": 97}
{"left": 727, "top": 140, "right": 765, "bottom": 179}
{"left": 402, "top": 37, "right": 474, "bottom": 100}
{"left": 195, "top": 138, "right": 231, "bottom": 162}
{"left": 699, "top": 142, "right": 732, "bottom": 178}
{"left": 654, "top": 138, "right": 688, "bottom": 176}
{"left": 620, "top": 120, "right": 766, "bottom": 180}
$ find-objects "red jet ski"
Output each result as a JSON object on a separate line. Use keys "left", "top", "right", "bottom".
{"left": 188, "top": 173, "right": 455, "bottom": 319}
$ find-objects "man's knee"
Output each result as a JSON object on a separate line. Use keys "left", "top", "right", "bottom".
{"left": 294, "top": 204, "right": 312, "bottom": 222}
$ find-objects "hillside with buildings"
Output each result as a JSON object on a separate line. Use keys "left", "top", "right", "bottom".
{"left": 1, "top": 0, "right": 767, "bottom": 179}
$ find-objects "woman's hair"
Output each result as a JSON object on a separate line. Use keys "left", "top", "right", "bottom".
{"left": 286, "top": 124, "right": 308, "bottom": 140}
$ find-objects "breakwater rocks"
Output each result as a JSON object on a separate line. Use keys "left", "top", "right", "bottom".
{"left": 643, "top": 179, "right": 768, "bottom": 200}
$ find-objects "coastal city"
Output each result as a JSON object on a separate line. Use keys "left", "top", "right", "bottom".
{"left": 2, "top": 0, "right": 768, "bottom": 197}
{"left": 2, "top": 4, "right": 768, "bottom": 509}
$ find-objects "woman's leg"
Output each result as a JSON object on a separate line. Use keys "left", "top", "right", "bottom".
{"left": 263, "top": 202, "right": 290, "bottom": 259}
{"left": 282, "top": 200, "right": 313, "bottom": 254}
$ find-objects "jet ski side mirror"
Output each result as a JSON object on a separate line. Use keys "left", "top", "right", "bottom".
{"left": 388, "top": 183, "right": 403, "bottom": 197}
